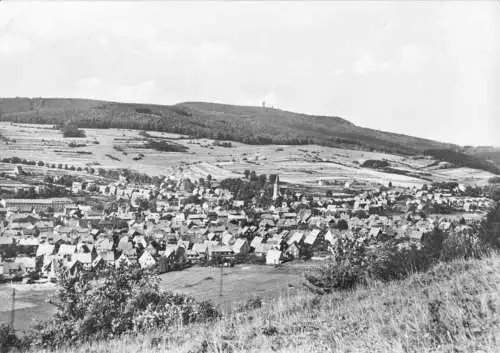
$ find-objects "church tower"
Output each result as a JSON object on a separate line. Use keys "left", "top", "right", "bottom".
{"left": 272, "top": 175, "right": 280, "bottom": 201}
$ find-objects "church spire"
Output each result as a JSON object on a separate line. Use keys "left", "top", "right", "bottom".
{"left": 273, "top": 175, "right": 280, "bottom": 201}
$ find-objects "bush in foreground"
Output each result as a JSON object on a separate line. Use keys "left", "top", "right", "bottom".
{"left": 30, "top": 264, "right": 219, "bottom": 349}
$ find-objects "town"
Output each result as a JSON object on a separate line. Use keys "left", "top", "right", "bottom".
{"left": 0, "top": 159, "right": 496, "bottom": 284}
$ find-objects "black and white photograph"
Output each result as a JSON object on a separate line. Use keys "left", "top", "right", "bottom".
{"left": 0, "top": 1, "right": 499, "bottom": 352}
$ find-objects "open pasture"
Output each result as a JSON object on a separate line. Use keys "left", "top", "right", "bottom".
{"left": 159, "top": 262, "right": 309, "bottom": 311}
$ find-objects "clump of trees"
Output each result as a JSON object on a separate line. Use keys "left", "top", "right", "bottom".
{"left": 488, "top": 176, "right": 500, "bottom": 184}
{"left": 60, "top": 121, "right": 86, "bottom": 138}
{"left": 361, "top": 159, "right": 390, "bottom": 169}
{"left": 220, "top": 170, "right": 274, "bottom": 206}
{"left": 144, "top": 140, "right": 188, "bottom": 153}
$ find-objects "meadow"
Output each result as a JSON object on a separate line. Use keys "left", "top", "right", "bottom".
{"left": 0, "top": 263, "right": 309, "bottom": 332}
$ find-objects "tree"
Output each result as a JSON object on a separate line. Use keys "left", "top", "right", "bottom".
{"left": 37, "top": 161, "right": 44, "bottom": 167}
{"left": 61, "top": 121, "right": 86, "bottom": 138}
{"left": 326, "top": 190, "right": 333, "bottom": 197}
{"left": 258, "top": 174, "right": 267, "bottom": 186}
{"left": 337, "top": 219, "right": 349, "bottom": 230}
{"left": 32, "top": 264, "right": 219, "bottom": 348}
{"left": 249, "top": 171, "right": 257, "bottom": 181}
{"left": 244, "top": 169, "right": 250, "bottom": 179}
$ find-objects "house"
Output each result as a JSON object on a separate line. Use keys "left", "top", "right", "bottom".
{"left": 99, "top": 251, "right": 116, "bottom": 265}
{"left": 232, "top": 238, "right": 250, "bottom": 255}
{"left": 1, "top": 262, "right": 23, "bottom": 279}
{"left": 15, "top": 256, "right": 37, "bottom": 275}
{"left": 115, "top": 253, "right": 135, "bottom": 268}
{"left": 117, "top": 236, "right": 134, "bottom": 252}
{"left": 36, "top": 244, "right": 55, "bottom": 258}
{"left": 285, "top": 243, "right": 300, "bottom": 259}
{"left": 324, "top": 230, "right": 336, "bottom": 245}
{"left": 253, "top": 243, "right": 270, "bottom": 257}
{"left": 74, "top": 253, "right": 93, "bottom": 270}
{"left": 34, "top": 220, "right": 54, "bottom": 233}
{"left": 95, "top": 238, "right": 114, "bottom": 253}
{"left": 266, "top": 249, "right": 283, "bottom": 265}
{"left": 132, "top": 235, "right": 148, "bottom": 248}
{"left": 250, "top": 236, "right": 263, "bottom": 249}
{"left": 58, "top": 244, "right": 76, "bottom": 259}
{"left": 72, "top": 182, "right": 83, "bottom": 194}
{"left": 91, "top": 256, "right": 104, "bottom": 270}
{"left": 138, "top": 251, "right": 157, "bottom": 269}
{"left": 208, "top": 245, "right": 234, "bottom": 261}
{"left": 221, "top": 232, "right": 235, "bottom": 245}
{"left": 368, "top": 227, "right": 383, "bottom": 239}
{"left": 286, "top": 230, "right": 304, "bottom": 245}
{"left": 304, "top": 229, "right": 321, "bottom": 246}
{"left": 18, "top": 238, "right": 39, "bottom": 256}
{"left": 191, "top": 243, "right": 210, "bottom": 257}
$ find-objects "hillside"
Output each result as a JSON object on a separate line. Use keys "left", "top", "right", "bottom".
{"left": 43, "top": 254, "right": 500, "bottom": 353}
{"left": 464, "top": 146, "right": 500, "bottom": 166}
{"left": 0, "top": 97, "right": 458, "bottom": 155}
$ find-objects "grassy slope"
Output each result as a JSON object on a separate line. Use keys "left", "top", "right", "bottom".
{"left": 0, "top": 97, "right": 458, "bottom": 155}
{"left": 50, "top": 254, "right": 500, "bottom": 353}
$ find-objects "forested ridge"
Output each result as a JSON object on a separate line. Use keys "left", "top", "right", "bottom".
{"left": 0, "top": 97, "right": 461, "bottom": 155}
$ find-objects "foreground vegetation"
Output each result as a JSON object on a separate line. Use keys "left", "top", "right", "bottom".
{"left": 5, "top": 253, "right": 497, "bottom": 353}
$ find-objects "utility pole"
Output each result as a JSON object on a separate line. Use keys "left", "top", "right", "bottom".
{"left": 10, "top": 284, "right": 15, "bottom": 329}
{"left": 219, "top": 236, "right": 223, "bottom": 297}
{"left": 220, "top": 260, "right": 223, "bottom": 297}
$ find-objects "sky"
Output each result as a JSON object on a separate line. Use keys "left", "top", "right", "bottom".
{"left": 0, "top": 1, "right": 499, "bottom": 146}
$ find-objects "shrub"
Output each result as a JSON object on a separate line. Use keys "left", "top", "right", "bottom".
{"left": 31, "top": 264, "right": 220, "bottom": 349}
{"left": 238, "top": 296, "right": 263, "bottom": 312}
{"left": 305, "top": 257, "right": 364, "bottom": 292}
{"left": 365, "top": 242, "right": 434, "bottom": 282}
{"left": 440, "top": 231, "right": 487, "bottom": 261}
{"left": 0, "top": 324, "right": 20, "bottom": 353}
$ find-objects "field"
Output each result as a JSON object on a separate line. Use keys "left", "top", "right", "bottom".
{"left": 0, "top": 263, "right": 309, "bottom": 332}
{"left": 0, "top": 283, "right": 57, "bottom": 332}
{"left": 0, "top": 122, "right": 495, "bottom": 190}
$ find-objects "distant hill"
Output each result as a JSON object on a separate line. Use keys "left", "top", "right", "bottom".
{"left": 464, "top": 146, "right": 500, "bottom": 166}
{"left": 0, "top": 97, "right": 456, "bottom": 153}
{"left": 0, "top": 97, "right": 498, "bottom": 174}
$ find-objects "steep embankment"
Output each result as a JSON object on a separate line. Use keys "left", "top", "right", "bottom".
{"left": 48, "top": 254, "right": 500, "bottom": 353}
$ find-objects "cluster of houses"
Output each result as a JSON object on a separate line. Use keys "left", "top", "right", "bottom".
{"left": 0, "top": 173, "right": 496, "bottom": 283}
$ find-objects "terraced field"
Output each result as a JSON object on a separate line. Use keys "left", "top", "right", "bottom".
{"left": 0, "top": 122, "right": 495, "bottom": 189}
